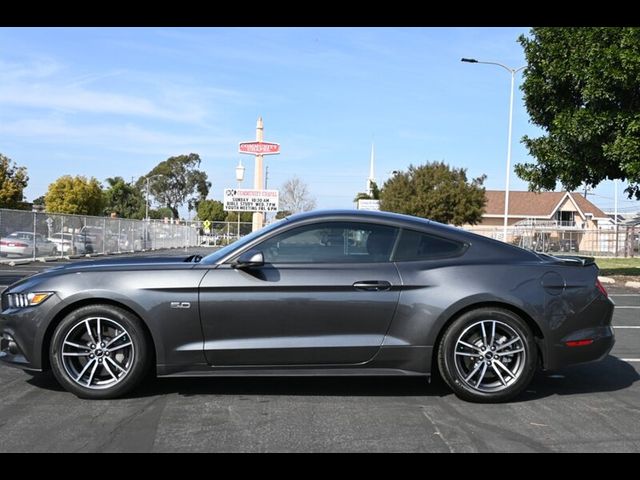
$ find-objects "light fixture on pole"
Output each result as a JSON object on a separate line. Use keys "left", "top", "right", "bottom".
{"left": 235, "top": 159, "right": 245, "bottom": 238}
{"left": 462, "top": 57, "right": 526, "bottom": 242}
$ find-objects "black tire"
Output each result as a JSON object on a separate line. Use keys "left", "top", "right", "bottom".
{"left": 437, "top": 307, "right": 537, "bottom": 403}
{"left": 50, "top": 304, "right": 151, "bottom": 399}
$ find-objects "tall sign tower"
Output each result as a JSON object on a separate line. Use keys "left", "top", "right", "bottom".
{"left": 238, "top": 117, "right": 280, "bottom": 231}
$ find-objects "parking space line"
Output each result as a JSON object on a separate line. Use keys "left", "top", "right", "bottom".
{"left": 613, "top": 326, "right": 640, "bottom": 329}
{"left": 610, "top": 294, "right": 640, "bottom": 296}
{"left": 614, "top": 306, "right": 640, "bottom": 309}
{"left": 620, "top": 358, "right": 640, "bottom": 362}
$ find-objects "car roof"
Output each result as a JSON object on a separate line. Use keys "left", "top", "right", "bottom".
{"left": 281, "top": 209, "right": 538, "bottom": 260}
{"left": 285, "top": 209, "right": 431, "bottom": 227}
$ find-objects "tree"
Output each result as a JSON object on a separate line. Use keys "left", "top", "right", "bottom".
{"left": 224, "top": 211, "right": 253, "bottom": 223}
{"left": 197, "top": 199, "right": 226, "bottom": 222}
{"left": 379, "top": 162, "right": 486, "bottom": 225}
{"left": 0, "top": 153, "right": 29, "bottom": 209}
{"left": 45, "top": 175, "right": 105, "bottom": 216}
{"left": 140, "top": 153, "right": 211, "bottom": 219}
{"left": 353, "top": 181, "right": 380, "bottom": 202}
{"left": 279, "top": 176, "right": 316, "bottom": 215}
{"left": 516, "top": 27, "right": 640, "bottom": 199}
{"left": 275, "top": 210, "right": 292, "bottom": 220}
{"left": 148, "top": 207, "right": 174, "bottom": 220}
{"left": 103, "top": 176, "right": 145, "bottom": 219}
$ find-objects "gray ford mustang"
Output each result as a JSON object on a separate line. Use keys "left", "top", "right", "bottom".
{"left": 0, "top": 210, "right": 614, "bottom": 402}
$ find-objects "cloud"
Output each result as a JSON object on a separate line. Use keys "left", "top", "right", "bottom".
{"left": 0, "top": 57, "right": 62, "bottom": 80}
{"left": 0, "top": 117, "right": 239, "bottom": 157}
{"left": 0, "top": 82, "right": 209, "bottom": 123}
{"left": 0, "top": 55, "right": 247, "bottom": 125}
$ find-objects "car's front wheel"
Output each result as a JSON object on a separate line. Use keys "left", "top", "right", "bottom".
{"left": 437, "top": 307, "right": 537, "bottom": 403}
{"left": 50, "top": 304, "right": 151, "bottom": 399}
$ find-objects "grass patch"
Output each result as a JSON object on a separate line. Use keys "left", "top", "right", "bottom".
{"left": 594, "top": 257, "right": 640, "bottom": 276}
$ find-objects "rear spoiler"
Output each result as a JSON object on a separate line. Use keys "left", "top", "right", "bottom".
{"left": 549, "top": 255, "right": 596, "bottom": 266}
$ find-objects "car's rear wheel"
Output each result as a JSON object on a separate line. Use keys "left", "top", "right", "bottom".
{"left": 50, "top": 304, "right": 151, "bottom": 399}
{"left": 437, "top": 307, "right": 537, "bottom": 403}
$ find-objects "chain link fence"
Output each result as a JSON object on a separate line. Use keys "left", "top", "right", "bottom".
{"left": 0, "top": 208, "right": 200, "bottom": 262}
{"left": 465, "top": 225, "right": 639, "bottom": 257}
{"left": 200, "top": 221, "right": 254, "bottom": 246}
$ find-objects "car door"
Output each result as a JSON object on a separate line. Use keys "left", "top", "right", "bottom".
{"left": 199, "top": 221, "right": 402, "bottom": 367}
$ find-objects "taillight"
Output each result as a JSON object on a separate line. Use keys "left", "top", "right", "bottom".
{"left": 566, "top": 339, "right": 594, "bottom": 347}
{"left": 595, "top": 278, "right": 608, "bottom": 298}
{"left": 1, "top": 241, "right": 28, "bottom": 247}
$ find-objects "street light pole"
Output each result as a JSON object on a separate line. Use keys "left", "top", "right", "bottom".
{"left": 461, "top": 58, "right": 526, "bottom": 242}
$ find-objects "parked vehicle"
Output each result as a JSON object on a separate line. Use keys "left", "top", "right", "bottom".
{"left": 47, "top": 233, "right": 89, "bottom": 255}
{"left": 0, "top": 210, "right": 614, "bottom": 402}
{"left": 0, "top": 232, "right": 58, "bottom": 257}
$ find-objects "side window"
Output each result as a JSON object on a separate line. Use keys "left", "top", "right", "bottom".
{"left": 258, "top": 222, "right": 399, "bottom": 264}
{"left": 393, "top": 229, "right": 465, "bottom": 261}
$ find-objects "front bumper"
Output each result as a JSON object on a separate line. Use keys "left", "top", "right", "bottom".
{"left": 0, "top": 294, "right": 62, "bottom": 371}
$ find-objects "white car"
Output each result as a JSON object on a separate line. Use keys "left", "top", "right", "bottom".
{"left": 0, "top": 231, "right": 58, "bottom": 258}
{"left": 48, "top": 233, "right": 89, "bottom": 255}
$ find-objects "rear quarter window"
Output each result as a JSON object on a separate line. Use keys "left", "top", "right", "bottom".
{"left": 393, "top": 229, "right": 466, "bottom": 261}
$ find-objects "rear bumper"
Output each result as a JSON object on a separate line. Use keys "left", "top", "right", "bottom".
{"left": 543, "top": 295, "right": 615, "bottom": 370}
{"left": 547, "top": 326, "right": 615, "bottom": 370}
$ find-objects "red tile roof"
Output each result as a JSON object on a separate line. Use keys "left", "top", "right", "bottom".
{"left": 484, "top": 191, "right": 608, "bottom": 218}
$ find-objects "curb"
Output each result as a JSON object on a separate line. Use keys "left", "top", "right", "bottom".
{"left": 598, "top": 276, "right": 616, "bottom": 284}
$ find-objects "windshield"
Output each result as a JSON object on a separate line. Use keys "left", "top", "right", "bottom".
{"left": 8, "top": 232, "right": 31, "bottom": 239}
{"left": 200, "top": 218, "right": 288, "bottom": 265}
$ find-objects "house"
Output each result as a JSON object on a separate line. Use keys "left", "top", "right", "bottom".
{"left": 479, "top": 190, "right": 610, "bottom": 228}
{"left": 466, "top": 191, "right": 613, "bottom": 253}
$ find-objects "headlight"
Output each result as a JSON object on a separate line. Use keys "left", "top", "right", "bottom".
{"left": 5, "top": 292, "right": 53, "bottom": 308}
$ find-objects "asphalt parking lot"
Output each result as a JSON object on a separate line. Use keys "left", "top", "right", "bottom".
{"left": 0, "top": 250, "right": 638, "bottom": 452}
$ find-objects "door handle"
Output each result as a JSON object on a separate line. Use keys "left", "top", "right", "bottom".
{"left": 353, "top": 281, "right": 392, "bottom": 292}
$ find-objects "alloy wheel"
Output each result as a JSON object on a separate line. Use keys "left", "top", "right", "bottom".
{"left": 453, "top": 319, "right": 527, "bottom": 393}
{"left": 60, "top": 317, "right": 135, "bottom": 390}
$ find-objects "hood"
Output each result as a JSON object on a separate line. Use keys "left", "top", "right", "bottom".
{"left": 4, "top": 255, "right": 201, "bottom": 293}
{"left": 47, "top": 255, "right": 197, "bottom": 272}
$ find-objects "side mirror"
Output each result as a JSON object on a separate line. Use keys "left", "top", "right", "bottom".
{"left": 233, "top": 250, "right": 265, "bottom": 269}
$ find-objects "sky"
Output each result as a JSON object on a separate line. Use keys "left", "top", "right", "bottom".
{"left": 1, "top": 27, "right": 638, "bottom": 218}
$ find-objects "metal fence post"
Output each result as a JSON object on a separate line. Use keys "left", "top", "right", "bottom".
{"left": 60, "top": 215, "right": 65, "bottom": 258}
{"left": 103, "top": 218, "right": 107, "bottom": 255}
{"left": 32, "top": 211, "right": 37, "bottom": 260}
